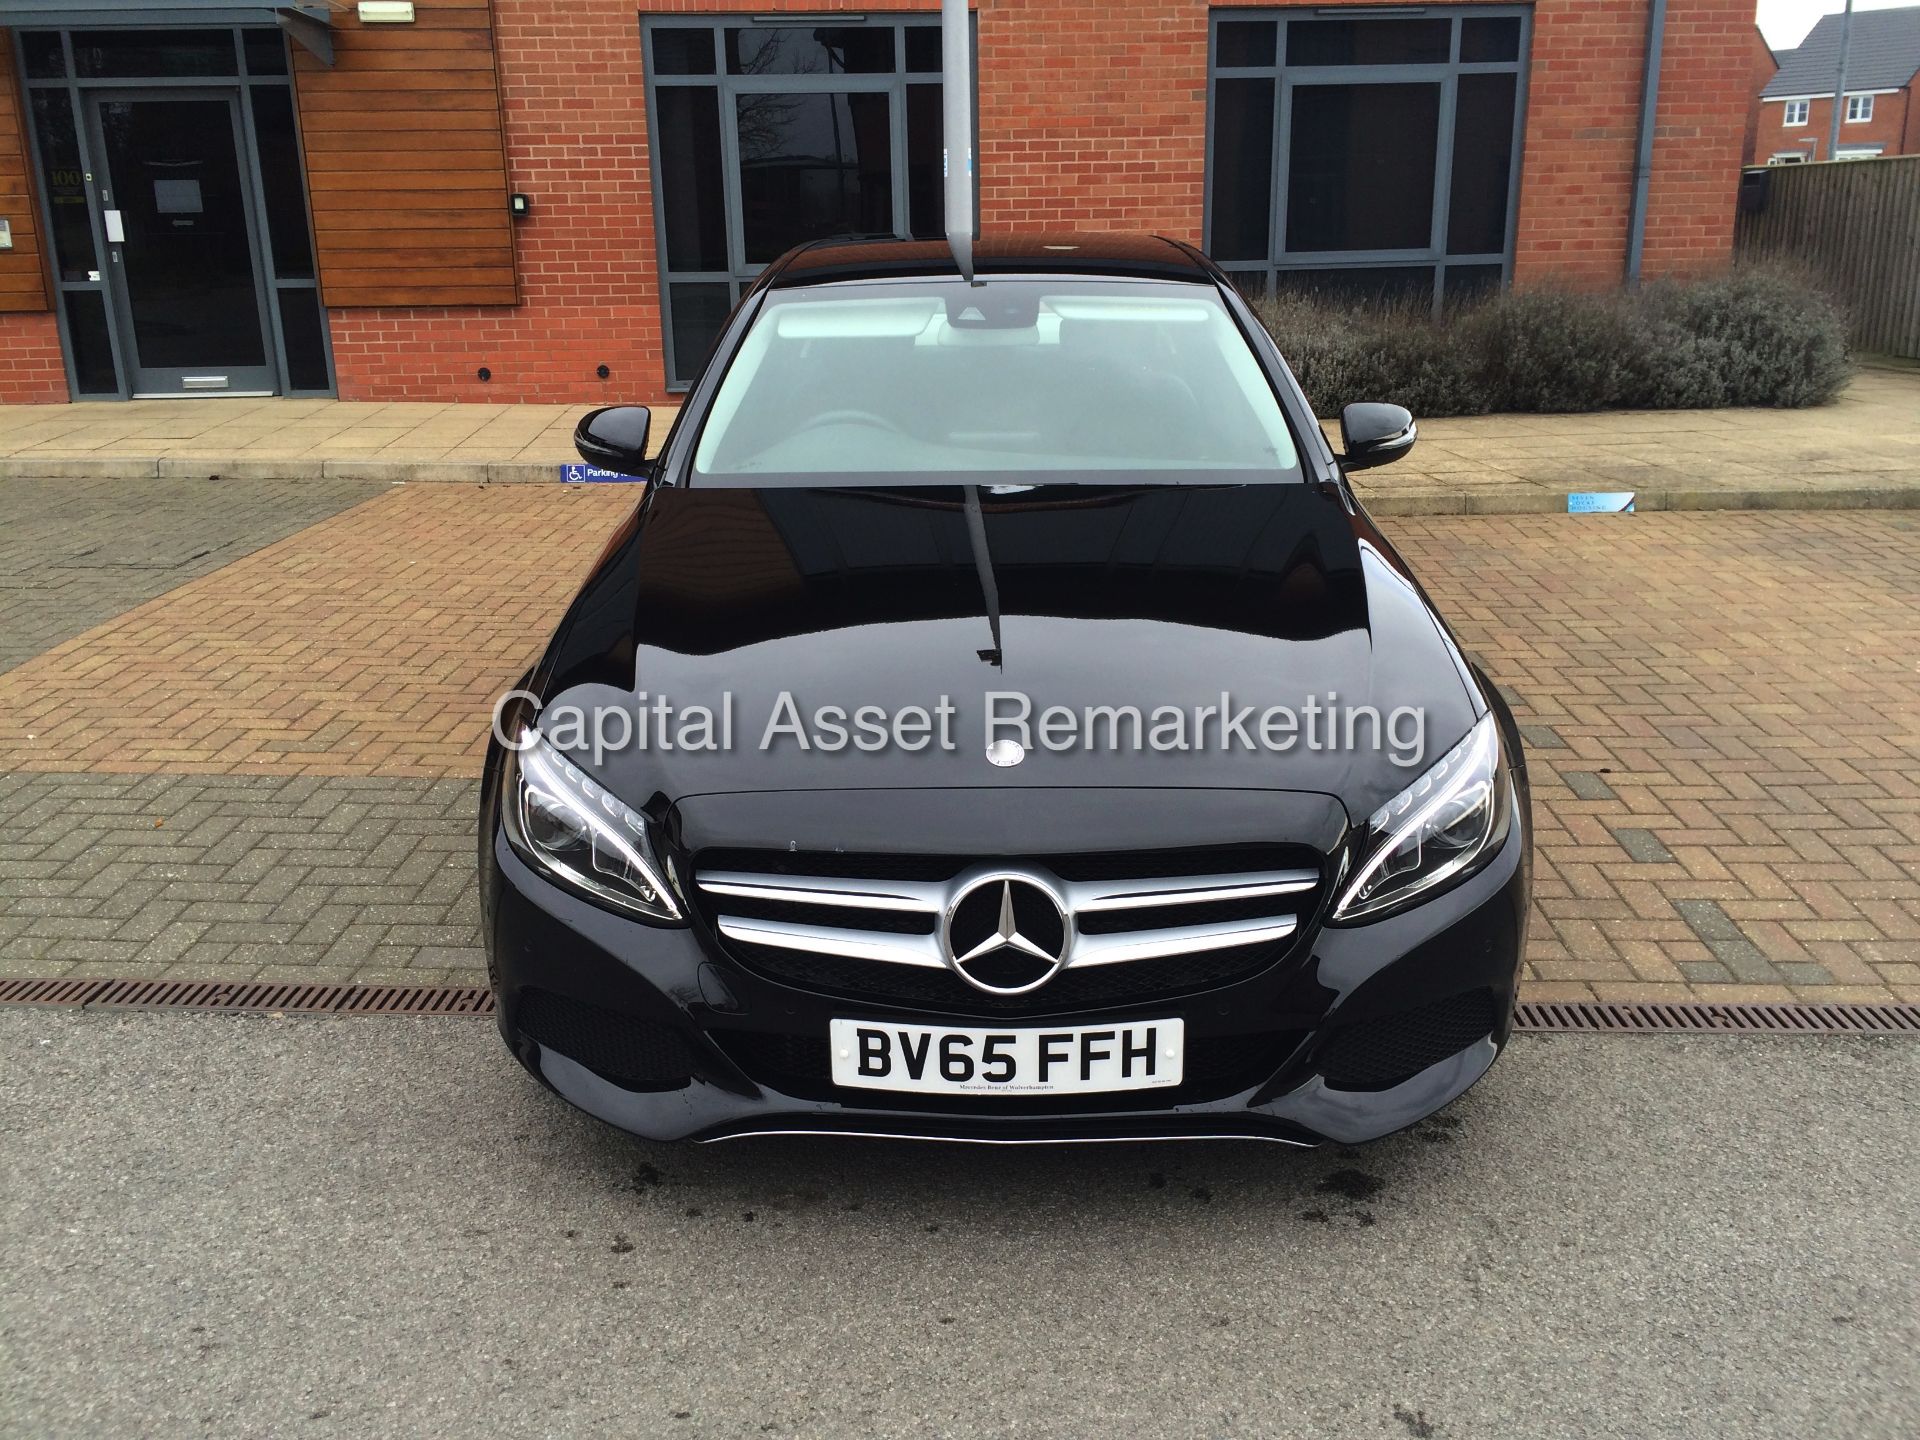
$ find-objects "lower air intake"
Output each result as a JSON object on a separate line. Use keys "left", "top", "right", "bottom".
{"left": 1317, "top": 989, "right": 1499, "bottom": 1091}
{"left": 516, "top": 988, "right": 693, "bottom": 1091}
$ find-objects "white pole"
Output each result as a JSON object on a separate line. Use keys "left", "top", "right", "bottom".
{"left": 942, "top": 0, "right": 975, "bottom": 282}
{"left": 1826, "top": 0, "right": 1855, "bottom": 162}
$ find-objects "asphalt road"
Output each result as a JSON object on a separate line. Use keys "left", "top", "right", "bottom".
{"left": 1, "top": 1011, "right": 1914, "bottom": 1439}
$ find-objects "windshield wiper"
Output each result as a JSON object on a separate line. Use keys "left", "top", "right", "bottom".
{"left": 962, "top": 484, "right": 1003, "bottom": 669}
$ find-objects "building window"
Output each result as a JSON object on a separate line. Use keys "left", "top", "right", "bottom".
{"left": 1767, "top": 152, "right": 1808, "bottom": 165}
{"left": 643, "top": 17, "right": 971, "bottom": 390}
{"left": 1205, "top": 7, "right": 1530, "bottom": 312}
{"left": 1783, "top": 100, "right": 1810, "bottom": 126}
{"left": 1836, "top": 146, "right": 1884, "bottom": 161}
{"left": 1845, "top": 94, "right": 1873, "bottom": 123}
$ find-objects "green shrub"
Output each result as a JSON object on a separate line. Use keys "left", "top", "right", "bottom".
{"left": 1637, "top": 267, "right": 1853, "bottom": 409}
{"left": 1254, "top": 264, "right": 1852, "bottom": 418}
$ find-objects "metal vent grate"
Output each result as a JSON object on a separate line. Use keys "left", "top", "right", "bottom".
{"left": 0, "top": 976, "right": 494, "bottom": 1016}
{"left": 1, "top": 978, "right": 1918, "bottom": 1035}
{"left": 1513, "top": 1000, "right": 1920, "bottom": 1035}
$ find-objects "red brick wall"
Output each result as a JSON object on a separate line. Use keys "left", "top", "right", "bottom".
{"left": 1510, "top": 0, "right": 1751, "bottom": 285}
{"left": 1751, "top": 88, "right": 1918, "bottom": 163}
{"left": 1, "top": 27, "right": 64, "bottom": 402}
{"left": 0, "top": 312, "right": 70, "bottom": 404}
{"left": 1741, "top": 28, "right": 1777, "bottom": 167}
{"left": 1638, "top": 0, "right": 1753, "bottom": 277}
{"left": 977, "top": 1, "right": 1206, "bottom": 232}
{"left": 1508, "top": 2, "right": 1646, "bottom": 284}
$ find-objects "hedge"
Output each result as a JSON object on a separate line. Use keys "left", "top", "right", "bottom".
{"left": 1253, "top": 265, "right": 1853, "bottom": 418}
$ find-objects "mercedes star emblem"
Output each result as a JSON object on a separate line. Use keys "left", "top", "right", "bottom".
{"left": 941, "top": 872, "right": 1071, "bottom": 995}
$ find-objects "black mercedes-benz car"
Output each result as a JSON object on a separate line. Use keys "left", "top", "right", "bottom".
{"left": 480, "top": 233, "right": 1530, "bottom": 1148}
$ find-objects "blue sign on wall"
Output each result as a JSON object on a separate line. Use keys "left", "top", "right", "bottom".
{"left": 560, "top": 463, "right": 646, "bottom": 484}
{"left": 1567, "top": 491, "right": 1636, "bottom": 514}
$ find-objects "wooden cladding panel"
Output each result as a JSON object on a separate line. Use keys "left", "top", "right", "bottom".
{"left": 0, "top": 33, "right": 53, "bottom": 315}
{"left": 294, "top": 1, "right": 516, "bottom": 309}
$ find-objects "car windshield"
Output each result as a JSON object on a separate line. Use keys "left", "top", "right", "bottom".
{"left": 691, "top": 278, "right": 1303, "bottom": 485}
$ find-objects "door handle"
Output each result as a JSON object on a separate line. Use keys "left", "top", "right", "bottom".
{"left": 104, "top": 209, "right": 125, "bottom": 244}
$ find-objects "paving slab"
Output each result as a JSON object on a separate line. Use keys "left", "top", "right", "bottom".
{"left": 2, "top": 364, "right": 1917, "bottom": 512}
{"left": 0, "top": 475, "right": 387, "bottom": 674}
{"left": 0, "top": 773, "right": 483, "bottom": 986}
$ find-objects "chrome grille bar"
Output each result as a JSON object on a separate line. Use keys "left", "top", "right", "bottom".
{"left": 697, "top": 861, "right": 1317, "bottom": 977}
{"left": 1071, "top": 916, "right": 1299, "bottom": 968}
{"left": 697, "top": 872, "right": 946, "bottom": 914}
{"left": 1061, "top": 869, "right": 1318, "bottom": 913}
{"left": 715, "top": 917, "right": 948, "bottom": 969}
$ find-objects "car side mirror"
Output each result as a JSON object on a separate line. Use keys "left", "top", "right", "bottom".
{"left": 573, "top": 405, "right": 653, "bottom": 476}
{"left": 1339, "top": 402, "right": 1417, "bottom": 472}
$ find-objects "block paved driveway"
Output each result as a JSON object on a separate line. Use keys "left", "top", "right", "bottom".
{"left": 1, "top": 477, "right": 1915, "bottom": 1001}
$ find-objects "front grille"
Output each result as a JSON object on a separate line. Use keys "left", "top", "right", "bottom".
{"left": 725, "top": 940, "right": 1279, "bottom": 1013}
{"left": 715, "top": 1027, "right": 1303, "bottom": 1110}
{"left": 692, "top": 846, "right": 1323, "bottom": 1015}
{"left": 515, "top": 987, "right": 694, "bottom": 1091}
{"left": 1316, "top": 990, "right": 1500, "bottom": 1091}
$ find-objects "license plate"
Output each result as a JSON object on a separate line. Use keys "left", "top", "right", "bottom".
{"left": 828, "top": 1018, "right": 1184, "bottom": 1096}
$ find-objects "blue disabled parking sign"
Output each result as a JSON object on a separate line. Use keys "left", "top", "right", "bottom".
{"left": 560, "top": 463, "right": 645, "bottom": 484}
{"left": 1567, "top": 491, "right": 1635, "bottom": 514}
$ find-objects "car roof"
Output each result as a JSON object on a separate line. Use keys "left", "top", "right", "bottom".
{"left": 765, "top": 232, "right": 1217, "bottom": 288}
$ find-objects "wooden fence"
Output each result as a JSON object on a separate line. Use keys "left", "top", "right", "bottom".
{"left": 1734, "top": 154, "right": 1920, "bottom": 359}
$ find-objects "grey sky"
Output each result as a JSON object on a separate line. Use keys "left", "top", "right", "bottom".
{"left": 1755, "top": 0, "right": 1917, "bottom": 50}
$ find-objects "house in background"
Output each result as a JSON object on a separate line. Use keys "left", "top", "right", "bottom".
{"left": 1752, "top": 5, "right": 1920, "bottom": 164}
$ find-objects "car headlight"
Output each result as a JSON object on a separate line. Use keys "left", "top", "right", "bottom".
{"left": 1331, "top": 713, "right": 1510, "bottom": 923}
{"left": 499, "top": 730, "right": 683, "bottom": 923}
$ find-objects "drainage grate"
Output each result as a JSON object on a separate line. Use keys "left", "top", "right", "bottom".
{"left": 0, "top": 976, "right": 494, "bottom": 1016}
{"left": 0, "top": 978, "right": 1916, "bottom": 1036}
{"left": 1513, "top": 999, "right": 1920, "bottom": 1035}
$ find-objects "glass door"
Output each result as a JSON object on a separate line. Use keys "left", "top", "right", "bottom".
{"left": 85, "top": 91, "right": 278, "bottom": 396}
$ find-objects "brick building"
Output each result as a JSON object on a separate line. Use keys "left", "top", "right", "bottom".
{"left": 1741, "top": 25, "right": 1778, "bottom": 167}
{"left": 1750, "top": 7, "right": 1920, "bottom": 166}
{"left": 0, "top": 0, "right": 1755, "bottom": 406}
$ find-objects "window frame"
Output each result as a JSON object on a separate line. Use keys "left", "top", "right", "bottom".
{"left": 1783, "top": 99, "right": 1810, "bottom": 127}
{"left": 1202, "top": 5, "right": 1532, "bottom": 315}
{"left": 641, "top": 15, "right": 977, "bottom": 392}
{"left": 1844, "top": 94, "right": 1873, "bottom": 124}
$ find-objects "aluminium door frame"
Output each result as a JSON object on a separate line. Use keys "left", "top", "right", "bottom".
{"left": 16, "top": 28, "right": 132, "bottom": 397}
{"left": 83, "top": 83, "right": 280, "bottom": 396}
{"left": 15, "top": 24, "right": 331, "bottom": 400}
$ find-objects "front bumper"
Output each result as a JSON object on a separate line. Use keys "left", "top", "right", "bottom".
{"left": 482, "top": 820, "right": 1529, "bottom": 1147}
